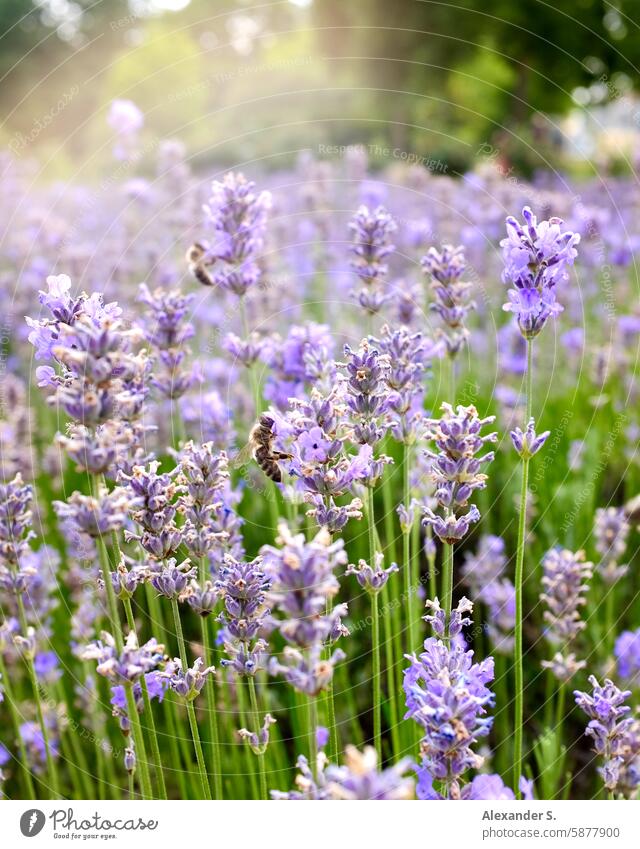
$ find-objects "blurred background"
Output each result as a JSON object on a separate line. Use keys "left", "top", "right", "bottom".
{"left": 2, "top": 0, "right": 640, "bottom": 178}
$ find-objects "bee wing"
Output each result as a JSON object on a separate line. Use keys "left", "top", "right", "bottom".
{"left": 228, "top": 441, "right": 254, "bottom": 470}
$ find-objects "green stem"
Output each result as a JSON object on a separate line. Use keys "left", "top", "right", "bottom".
{"left": 426, "top": 527, "right": 437, "bottom": 601}
{"left": 198, "top": 557, "right": 223, "bottom": 800}
{"left": 123, "top": 682, "right": 153, "bottom": 799}
{"left": 306, "top": 691, "right": 319, "bottom": 775}
{"left": 144, "top": 585, "right": 191, "bottom": 799}
{"left": 513, "top": 338, "right": 534, "bottom": 796}
{"left": 16, "top": 596, "right": 60, "bottom": 798}
{"left": 95, "top": 533, "right": 153, "bottom": 799}
{"left": 371, "top": 591, "right": 382, "bottom": 763}
{"left": 442, "top": 542, "right": 454, "bottom": 627}
{"left": 0, "top": 652, "right": 37, "bottom": 798}
{"left": 171, "top": 598, "right": 212, "bottom": 799}
{"left": 122, "top": 598, "right": 167, "bottom": 800}
{"left": 323, "top": 597, "right": 340, "bottom": 762}
{"left": 247, "top": 676, "right": 268, "bottom": 800}
{"left": 402, "top": 443, "right": 417, "bottom": 654}
{"left": 381, "top": 583, "right": 401, "bottom": 760}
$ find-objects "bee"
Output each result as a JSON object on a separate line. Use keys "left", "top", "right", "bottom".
{"left": 248, "top": 413, "right": 292, "bottom": 483}
{"left": 186, "top": 242, "right": 215, "bottom": 287}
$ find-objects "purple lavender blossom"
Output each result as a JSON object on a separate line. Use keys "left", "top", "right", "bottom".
{"left": 137, "top": 284, "right": 197, "bottom": 401}
{"left": 460, "top": 534, "right": 508, "bottom": 597}
{"left": 540, "top": 548, "right": 592, "bottom": 681}
{"left": 346, "top": 553, "right": 398, "bottom": 594}
{"left": 373, "top": 324, "right": 437, "bottom": 444}
{"left": 54, "top": 487, "right": 132, "bottom": 539}
{"left": 262, "top": 525, "right": 348, "bottom": 649}
{"left": 615, "top": 629, "right": 640, "bottom": 686}
{"left": 422, "top": 244, "right": 475, "bottom": 356}
{"left": 574, "top": 676, "right": 640, "bottom": 796}
{"left": 120, "top": 462, "right": 183, "bottom": 559}
{"left": 0, "top": 474, "right": 34, "bottom": 567}
{"left": 501, "top": 207, "right": 580, "bottom": 339}
{"left": 342, "top": 341, "right": 391, "bottom": 446}
{"left": 177, "top": 441, "right": 230, "bottom": 563}
{"left": 215, "top": 554, "right": 270, "bottom": 677}
{"left": 197, "top": 172, "right": 271, "bottom": 296}
{"left": 510, "top": 418, "right": 550, "bottom": 460}
{"left": 594, "top": 507, "right": 630, "bottom": 584}
{"left": 349, "top": 205, "right": 397, "bottom": 314}
{"left": 422, "top": 404, "right": 497, "bottom": 544}
{"left": 107, "top": 100, "right": 144, "bottom": 160}
{"left": 82, "top": 631, "right": 165, "bottom": 683}
{"left": 162, "top": 657, "right": 215, "bottom": 701}
{"left": 404, "top": 598, "right": 494, "bottom": 799}
{"left": 238, "top": 713, "right": 276, "bottom": 755}
{"left": 261, "top": 323, "right": 336, "bottom": 410}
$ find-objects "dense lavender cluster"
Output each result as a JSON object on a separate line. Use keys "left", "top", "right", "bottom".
{"left": 540, "top": 548, "right": 592, "bottom": 681}
{"left": 404, "top": 598, "right": 495, "bottom": 798}
{"left": 422, "top": 404, "right": 497, "bottom": 544}
{"left": 2, "top": 115, "right": 639, "bottom": 805}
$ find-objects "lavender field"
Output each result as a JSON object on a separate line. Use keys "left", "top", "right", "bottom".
{"left": 1, "top": 96, "right": 639, "bottom": 804}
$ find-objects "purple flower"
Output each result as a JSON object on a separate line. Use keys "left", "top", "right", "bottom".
{"left": 422, "top": 244, "right": 475, "bottom": 356}
{"left": 137, "top": 284, "right": 197, "bottom": 401}
{"left": 540, "top": 548, "right": 592, "bottom": 681}
{"left": 404, "top": 598, "right": 494, "bottom": 798}
{"left": 574, "top": 676, "right": 640, "bottom": 795}
{"left": 346, "top": 553, "right": 398, "bottom": 594}
{"left": 0, "top": 474, "right": 34, "bottom": 567}
{"left": 108, "top": 99, "right": 144, "bottom": 135}
{"left": 215, "top": 554, "right": 271, "bottom": 677}
{"left": 460, "top": 774, "right": 533, "bottom": 800}
{"left": 162, "top": 657, "right": 215, "bottom": 701}
{"left": 373, "top": 324, "right": 438, "bottom": 443}
{"left": 261, "top": 524, "right": 348, "bottom": 658}
{"left": 34, "top": 651, "right": 62, "bottom": 684}
{"left": 197, "top": 172, "right": 272, "bottom": 296}
{"left": 54, "top": 487, "right": 132, "bottom": 539}
{"left": 422, "top": 404, "right": 497, "bottom": 544}
{"left": 594, "top": 507, "right": 630, "bottom": 584}
{"left": 461, "top": 535, "right": 507, "bottom": 597}
{"left": 342, "top": 341, "right": 391, "bottom": 448}
{"left": 82, "top": 631, "right": 165, "bottom": 683}
{"left": 177, "top": 441, "right": 230, "bottom": 562}
{"left": 238, "top": 713, "right": 276, "bottom": 755}
{"left": 501, "top": 207, "right": 580, "bottom": 339}
{"left": 262, "top": 323, "right": 336, "bottom": 410}
{"left": 120, "top": 462, "right": 183, "bottom": 559}
{"left": 298, "top": 426, "right": 332, "bottom": 463}
{"left": 615, "top": 629, "right": 640, "bottom": 686}
{"left": 149, "top": 558, "right": 196, "bottom": 600}
{"left": 510, "top": 418, "right": 550, "bottom": 460}
{"left": 349, "top": 206, "right": 396, "bottom": 313}
{"left": 269, "top": 643, "right": 346, "bottom": 697}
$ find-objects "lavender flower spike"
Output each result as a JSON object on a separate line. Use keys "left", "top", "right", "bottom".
{"left": 510, "top": 418, "right": 550, "bottom": 460}
{"left": 574, "top": 676, "right": 640, "bottom": 796}
{"left": 501, "top": 206, "right": 580, "bottom": 339}
{"left": 422, "top": 403, "right": 497, "bottom": 544}
{"left": 163, "top": 657, "right": 215, "bottom": 701}
{"left": 540, "top": 548, "right": 592, "bottom": 681}
{"left": 404, "top": 598, "right": 495, "bottom": 798}
{"left": 238, "top": 713, "right": 276, "bottom": 755}
{"left": 346, "top": 553, "right": 398, "bottom": 594}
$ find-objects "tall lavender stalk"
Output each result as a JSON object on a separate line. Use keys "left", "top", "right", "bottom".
{"left": 422, "top": 404, "right": 496, "bottom": 627}
{"left": 1, "top": 476, "right": 61, "bottom": 797}
{"left": 502, "top": 206, "right": 579, "bottom": 793}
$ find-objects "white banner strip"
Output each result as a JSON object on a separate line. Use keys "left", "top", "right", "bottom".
{"left": 0, "top": 800, "right": 638, "bottom": 848}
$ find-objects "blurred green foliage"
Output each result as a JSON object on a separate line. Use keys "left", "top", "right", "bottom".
{"left": 2, "top": 0, "right": 640, "bottom": 176}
